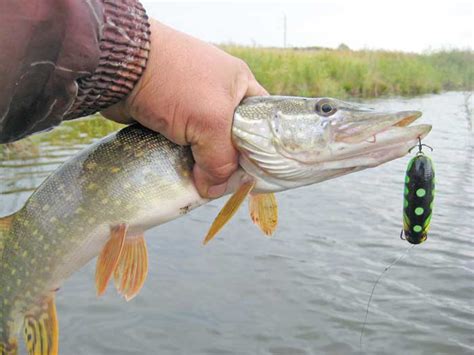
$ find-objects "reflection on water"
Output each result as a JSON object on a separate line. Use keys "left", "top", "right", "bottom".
{"left": 1, "top": 93, "right": 473, "bottom": 355}
{"left": 463, "top": 92, "right": 473, "bottom": 132}
{"left": 0, "top": 116, "right": 123, "bottom": 208}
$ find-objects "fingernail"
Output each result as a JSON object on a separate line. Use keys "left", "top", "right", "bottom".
{"left": 207, "top": 183, "right": 227, "bottom": 198}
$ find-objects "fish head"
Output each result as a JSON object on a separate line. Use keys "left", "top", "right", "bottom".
{"left": 233, "top": 96, "right": 432, "bottom": 192}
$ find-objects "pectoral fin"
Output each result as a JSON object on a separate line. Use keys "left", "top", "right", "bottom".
{"left": 203, "top": 181, "right": 255, "bottom": 245}
{"left": 23, "top": 295, "right": 58, "bottom": 355}
{"left": 114, "top": 234, "right": 149, "bottom": 301}
{"left": 0, "top": 215, "right": 14, "bottom": 252}
{"left": 0, "top": 214, "right": 13, "bottom": 231}
{"left": 249, "top": 193, "right": 278, "bottom": 236}
{"left": 96, "top": 224, "right": 127, "bottom": 296}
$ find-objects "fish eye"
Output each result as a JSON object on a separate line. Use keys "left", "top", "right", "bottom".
{"left": 316, "top": 100, "right": 337, "bottom": 116}
{"left": 322, "top": 103, "right": 333, "bottom": 113}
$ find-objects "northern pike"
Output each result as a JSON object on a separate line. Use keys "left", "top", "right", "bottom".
{"left": 0, "top": 96, "right": 431, "bottom": 354}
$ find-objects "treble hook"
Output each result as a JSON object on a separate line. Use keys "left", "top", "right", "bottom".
{"left": 409, "top": 137, "right": 433, "bottom": 154}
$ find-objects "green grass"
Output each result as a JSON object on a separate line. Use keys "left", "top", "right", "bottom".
{"left": 223, "top": 47, "right": 473, "bottom": 98}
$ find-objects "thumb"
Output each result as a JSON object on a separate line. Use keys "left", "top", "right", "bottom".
{"left": 100, "top": 101, "right": 134, "bottom": 124}
{"left": 245, "top": 77, "right": 269, "bottom": 97}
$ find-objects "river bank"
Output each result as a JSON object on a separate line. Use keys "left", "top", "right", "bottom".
{"left": 225, "top": 46, "right": 473, "bottom": 98}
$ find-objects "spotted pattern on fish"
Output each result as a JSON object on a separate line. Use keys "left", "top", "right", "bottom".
{"left": 0, "top": 125, "right": 198, "bottom": 346}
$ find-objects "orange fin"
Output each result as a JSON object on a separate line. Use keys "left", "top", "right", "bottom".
{"left": 23, "top": 295, "right": 59, "bottom": 355}
{"left": 96, "top": 224, "right": 127, "bottom": 296}
{"left": 0, "top": 214, "right": 13, "bottom": 230}
{"left": 0, "top": 339, "right": 18, "bottom": 355}
{"left": 249, "top": 193, "right": 278, "bottom": 236}
{"left": 203, "top": 181, "right": 255, "bottom": 245}
{"left": 0, "top": 215, "right": 14, "bottom": 254}
{"left": 113, "top": 234, "right": 149, "bottom": 301}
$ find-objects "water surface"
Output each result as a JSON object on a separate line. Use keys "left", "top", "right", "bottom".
{"left": 1, "top": 92, "right": 472, "bottom": 354}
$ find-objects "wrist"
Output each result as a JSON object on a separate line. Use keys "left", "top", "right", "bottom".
{"left": 66, "top": 0, "right": 150, "bottom": 120}
{"left": 124, "top": 20, "right": 177, "bottom": 114}
{"left": 124, "top": 19, "right": 208, "bottom": 121}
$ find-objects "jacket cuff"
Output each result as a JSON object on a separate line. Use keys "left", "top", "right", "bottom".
{"left": 65, "top": 0, "right": 150, "bottom": 119}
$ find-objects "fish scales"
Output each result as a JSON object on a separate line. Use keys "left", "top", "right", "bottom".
{"left": 0, "top": 125, "right": 203, "bottom": 347}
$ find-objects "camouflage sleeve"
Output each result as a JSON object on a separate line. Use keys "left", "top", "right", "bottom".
{"left": 0, "top": 0, "right": 150, "bottom": 143}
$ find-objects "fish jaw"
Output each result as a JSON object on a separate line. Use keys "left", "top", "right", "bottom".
{"left": 233, "top": 96, "right": 432, "bottom": 192}
{"left": 332, "top": 110, "right": 423, "bottom": 144}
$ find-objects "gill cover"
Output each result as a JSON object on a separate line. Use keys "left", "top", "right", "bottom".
{"left": 233, "top": 96, "right": 347, "bottom": 188}
{"left": 270, "top": 109, "right": 331, "bottom": 163}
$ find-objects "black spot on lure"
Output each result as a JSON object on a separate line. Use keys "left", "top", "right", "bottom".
{"left": 401, "top": 138, "right": 435, "bottom": 244}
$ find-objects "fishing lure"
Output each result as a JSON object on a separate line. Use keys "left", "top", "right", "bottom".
{"left": 400, "top": 138, "right": 435, "bottom": 244}
{"left": 360, "top": 137, "right": 435, "bottom": 348}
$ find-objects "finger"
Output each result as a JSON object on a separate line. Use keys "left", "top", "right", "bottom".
{"left": 191, "top": 126, "right": 239, "bottom": 199}
{"left": 193, "top": 165, "right": 228, "bottom": 199}
{"left": 101, "top": 101, "right": 134, "bottom": 124}
{"left": 245, "top": 77, "right": 269, "bottom": 97}
{"left": 192, "top": 144, "right": 239, "bottom": 198}
{"left": 192, "top": 78, "right": 268, "bottom": 198}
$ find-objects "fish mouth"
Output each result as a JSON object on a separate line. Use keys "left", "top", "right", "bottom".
{"left": 370, "top": 110, "right": 431, "bottom": 144}
{"left": 327, "top": 110, "right": 432, "bottom": 168}
{"left": 366, "top": 110, "right": 431, "bottom": 146}
{"left": 335, "top": 110, "right": 427, "bottom": 144}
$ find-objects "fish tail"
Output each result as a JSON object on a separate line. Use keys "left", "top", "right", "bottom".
{"left": 0, "top": 341, "right": 18, "bottom": 355}
{"left": 23, "top": 295, "right": 59, "bottom": 355}
{"left": 1, "top": 296, "right": 59, "bottom": 355}
{"left": 0, "top": 303, "right": 59, "bottom": 355}
{"left": 0, "top": 339, "right": 18, "bottom": 355}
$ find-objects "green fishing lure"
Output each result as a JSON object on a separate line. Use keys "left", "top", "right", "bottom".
{"left": 401, "top": 138, "right": 435, "bottom": 244}
{"left": 360, "top": 139, "right": 436, "bottom": 347}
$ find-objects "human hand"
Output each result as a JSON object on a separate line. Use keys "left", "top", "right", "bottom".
{"left": 102, "top": 20, "right": 268, "bottom": 198}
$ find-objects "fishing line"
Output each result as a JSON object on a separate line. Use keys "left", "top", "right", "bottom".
{"left": 359, "top": 244, "right": 416, "bottom": 349}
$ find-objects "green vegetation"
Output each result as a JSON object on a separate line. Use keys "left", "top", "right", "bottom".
{"left": 224, "top": 47, "right": 473, "bottom": 98}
